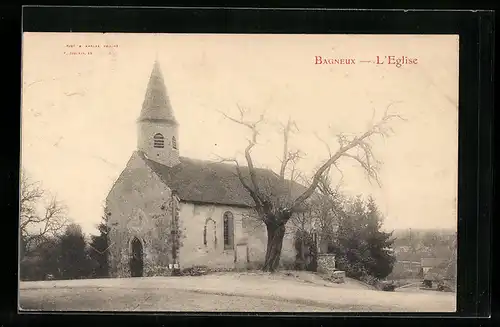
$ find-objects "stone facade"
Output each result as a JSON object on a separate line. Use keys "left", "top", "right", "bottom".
{"left": 106, "top": 152, "right": 297, "bottom": 277}
{"left": 177, "top": 204, "right": 296, "bottom": 270}
{"left": 106, "top": 152, "right": 175, "bottom": 277}
{"left": 178, "top": 202, "right": 247, "bottom": 269}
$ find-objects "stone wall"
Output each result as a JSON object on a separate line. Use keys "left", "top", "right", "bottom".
{"left": 178, "top": 204, "right": 297, "bottom": 270}
{"left": 317, "top": 254, "right": 336, "bottom": 275}
{"left": 106, "top": 152, "right": 174, "bottom": 278}
{"left": 317, "top": 254, "right": 345, "bottom": 283}
{"left": 178, "top": 202, "right": 246, "bottom": 269}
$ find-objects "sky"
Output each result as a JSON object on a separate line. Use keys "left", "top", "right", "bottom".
{"left": 21, "top": 33, "right": 459, "bottom": 235}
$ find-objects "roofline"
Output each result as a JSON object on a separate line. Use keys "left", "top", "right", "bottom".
{"left": 179, "top": 199, "right": 254, "bottom": 209}
{"left": 105, "top": 152, "right": 139, "bottom": 203}
{"left": 135, "top": 150, "right": 255, "bottom": 209}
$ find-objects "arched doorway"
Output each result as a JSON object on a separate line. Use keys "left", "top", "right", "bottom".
{"left": 129, "top": 237, "right": 144, "bottom": 277}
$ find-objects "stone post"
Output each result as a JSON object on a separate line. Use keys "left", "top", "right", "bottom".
{"left": 317, "top": 253, "right": 345, "bottom": 283}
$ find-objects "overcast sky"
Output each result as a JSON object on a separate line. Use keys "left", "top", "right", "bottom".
{"left": 21, "top": 33, "right": 459, "bottom": 235}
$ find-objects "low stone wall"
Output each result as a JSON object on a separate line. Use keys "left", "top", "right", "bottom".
{"left": 317, "top": 254, "right": 345, "bottom": 284}
{"left": 330, "top": 270, "right": 346, "bottom": 284}
{"left": 317, "top": 254, "right": 336, "bottom": 274}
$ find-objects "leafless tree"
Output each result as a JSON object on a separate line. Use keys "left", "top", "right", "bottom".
{"left": 289, "top": 168, "right": 348, "bottom": 268}
{"left": 20, "top": 169, "right": 69, "bottom": 258}
{"left": 218, "top": 103, "right": 405, "bottom": 272}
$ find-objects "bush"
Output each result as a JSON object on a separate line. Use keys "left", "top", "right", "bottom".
{"left": 207, "top": 266, "right": 237, "bottom": 273}
{"left": 360, "top": 274, "right": 380, "bottom": 287}
{"left": 20, "top": 257, "right": 46, "bottom": 281}
{"left": 422, "top": 280, "right": 433, "bottom": 288}
{"left": 181, "top": 265, "right": 209, "bottom": 276}
{"left": 146, "top": 266, "right": 171, "bottom": 277}
{"left": 380, "top": 281, "right": 396, "bottom": 291}
{"left": 336, "top": 256, "right": 367, "bottom": 280}
{"left": 437, "top": 281, "right": 454, "bottom": 292}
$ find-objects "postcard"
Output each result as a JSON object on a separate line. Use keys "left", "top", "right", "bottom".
{"left": 19, "top": 32, "right": 458, "bottom": 312}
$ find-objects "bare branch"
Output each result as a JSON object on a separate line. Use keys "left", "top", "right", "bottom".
{"left": 20, "top": 169, "right": 69, "bottom": 256}
{"left": 314, "top": 132, "right": 332, "bottom": 158}
{"left": 216, "top": 106, "right": 268, "bottom": 207}
{"left": 213, "top": 156, "right": 266, "bottom": 216}
{"left": 342, "top": 153, "right": 381, "bottom": 187}
{"left": 279, "top": 117, "right": 301, "bottom": 180}
{"left": 291, "top": 109, "right": 405, "bottom": 211}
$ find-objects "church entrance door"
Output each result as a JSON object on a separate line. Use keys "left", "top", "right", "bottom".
{"left": 130, "top": 237, "right": 144, "bottom": 277}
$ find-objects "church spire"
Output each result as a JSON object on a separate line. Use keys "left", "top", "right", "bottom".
{"left": 138, "top": 60, "right": 178, "bottom": 125}
{"left": 136, "top": 60, "right": 180, "bottom": 167}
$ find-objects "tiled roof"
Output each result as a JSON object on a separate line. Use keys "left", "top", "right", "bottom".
{"left": 138, "top": 151, "right": 308, "bottom": 208}
{"left": 138, "top": 61, "right": 178, "bottom": 125}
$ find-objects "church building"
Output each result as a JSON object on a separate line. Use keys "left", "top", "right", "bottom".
{"left": 105, "top": 61, "right": 302, "bottom": 277}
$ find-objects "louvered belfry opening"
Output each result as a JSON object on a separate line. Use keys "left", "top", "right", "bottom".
{"left": 153, "top": 133, "right": 165, "bottom": 148}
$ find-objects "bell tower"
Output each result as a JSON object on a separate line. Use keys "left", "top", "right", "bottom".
{"left": 137, "top": 60, "right": 180, "bottom": 167}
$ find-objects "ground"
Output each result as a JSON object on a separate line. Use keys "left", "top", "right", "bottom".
{"left": 19, "top": 271, "right": 456, "bottom": 312}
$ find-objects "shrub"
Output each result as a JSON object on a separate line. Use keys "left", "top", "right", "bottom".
{"left": 207, "top": 266, "right": 237, "bottom": 273}
{"left": 146, "top": 266, "right": 171, "bottom": 277}
{"left": 360, "top": 274, "right": 380, "bottom": 287}
{"left": 380, "top": 281, "right": 396, "bottom": 291}
{"left": 181, "top": 265, "right": 209, "bottom": 276}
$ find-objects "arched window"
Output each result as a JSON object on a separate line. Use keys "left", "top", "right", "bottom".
{"left": 153, "top": 133, "right": 164, "bottom": 148}
{"left": 172, "top": 136, "right": 177, "bottom": 150}
{"left": 223, "top": 211, "right": 234, "bottom": 250}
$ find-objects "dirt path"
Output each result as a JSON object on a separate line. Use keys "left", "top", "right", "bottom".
{"left": 21, "top": 287, "right": 335, "bottom": 312}
{"left": 20, "top": 273, "right": 456, "bottom": 312}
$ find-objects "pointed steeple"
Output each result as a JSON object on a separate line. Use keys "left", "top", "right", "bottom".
{"left": 136, "top": 60, "right": 180, "bottom": 167}
{"left": 138, "top": 60, "right": 178, "bottom": 125}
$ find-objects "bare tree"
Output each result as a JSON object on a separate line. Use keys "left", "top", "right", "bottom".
{"left": 20, "top": 169, "right": 69, "bottom": 258}
{"left": 289, "top": 169, "right": 348, "bottom": 270}
{"left": 218, "top": 104, "right": 405, "bottom": 272}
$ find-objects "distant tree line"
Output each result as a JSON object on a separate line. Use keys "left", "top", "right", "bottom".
{"left": 20, "top": 218, "right": 110, "bottom": 281}
{"left": 20, "top": 169, "right": 110, "bottom": 281}
{"left": 392, "top": 228, "right": 456, "bottom": 259}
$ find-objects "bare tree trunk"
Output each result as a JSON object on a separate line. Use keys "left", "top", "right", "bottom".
{"left": 262, "top": 223, "right": 286, "bottom": 272}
